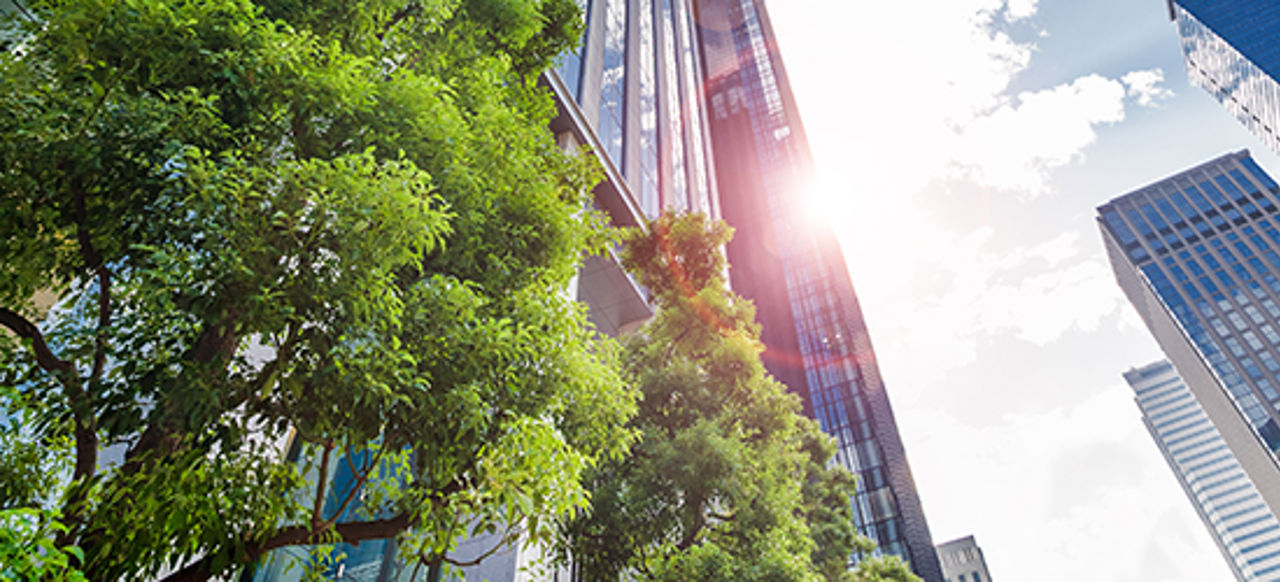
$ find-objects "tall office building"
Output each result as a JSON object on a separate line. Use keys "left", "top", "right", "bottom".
{"left": 1125, "top": 360, "right": 1280, "bottom": 581}
{"left": 693, "top": 1, "right": 944, "bottom": 579}
{"left": 1099, "top": 150, "right": 1280, "bottom": 545}
{"left": 257, "top": 0, "right": 945, "bottom": 579}
{"left": 1166, "top": 0, "right": 1280, "bottom": 155}
{"left": 936, "top": 535, "right": 993, "bottom": 582}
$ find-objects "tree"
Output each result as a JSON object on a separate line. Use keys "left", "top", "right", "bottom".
{"left": 0, "top": 0, "right": 635, "bottom": 580}
{"left": 559, "top": 212, "right": 921, "bottom": 582}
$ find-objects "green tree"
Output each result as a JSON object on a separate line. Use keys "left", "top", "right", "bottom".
{"left": 0, "top": 0, "right": 634, "bottom": 580}
{"left": 559, "top": 213, "right": 921, "bottom": 582}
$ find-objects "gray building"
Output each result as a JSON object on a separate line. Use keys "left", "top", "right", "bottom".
{"left": 1098, "top": 150, "right": 1280, "bottom": 572}
{"left": 1125, "top": 360, "right": 1280, "bottom": 581}
{"left": 1165, "top": 0, "right": 1280, "bottom": 156}
{"left": 935, "top": 536, "right": 992, "bottom": 582}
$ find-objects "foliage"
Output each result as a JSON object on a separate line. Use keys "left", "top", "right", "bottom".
{"left": 0, "top": 508, "right": 87, "bottom": 581}
{"left": 0, "top": 0, "right": 635, "bottom": 580}
{"left": 559, "top": 213, "right": 920, "bottom": 582}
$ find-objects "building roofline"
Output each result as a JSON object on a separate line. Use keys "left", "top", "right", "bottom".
{"left": 1096, "top": 149, "right": 1252, "bottom": 212}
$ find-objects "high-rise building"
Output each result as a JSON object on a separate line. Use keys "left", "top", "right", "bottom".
{"left": 693, "top": 1, "right": 944, "bottom": 580}
{"left": 1166, "top": 0, "right": 1280, "bottom": 155}
{"left": 1098, "top": 150, "right": 1280, "bottom": 540}
{"left": 256, "top": 0, "right": 945, "bottom": 579}
{"left": 935, "top": 535, "right": 993, "bottom": 582}
{"left": 1125, "top": 360, "right": 1280, "bottom": 581}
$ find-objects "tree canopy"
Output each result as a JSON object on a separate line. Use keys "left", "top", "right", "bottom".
{"left": 559, "top": 212, "right": 922, "bottom": 582}
{"left": 0, "top": 0, "right": 635, "bottom": 579}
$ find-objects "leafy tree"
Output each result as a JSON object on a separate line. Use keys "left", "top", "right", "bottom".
{"left": 0, "top": 0, "right": 635, "bottom": 580}
{"left": 559, "top": 212, "right": 921, "bottom": 582}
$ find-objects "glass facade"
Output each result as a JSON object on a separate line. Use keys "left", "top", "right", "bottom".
{"left": 696, "top": 0, "right": 943, "bottom": 579}
{"left": 597, "top": 0, "right": 627, "bottom": 166}
{"left": 657, "top": 0, "right": 688, "bottom": 209}
{"left": 1173, "top": 1, "right": 1280, "bottom": 156}
{"left": 556, "top": 0, "right": 591, "bottom": 102}
{"left": 636, "top": 0, "right": 659, "bottom": 216}
{"left": 551, "top": 0, "right": 715, "bottom": 219}
{"left": 1099, "top": 151, "right": 1280, "bottom": 455}
{"left": 1126, "top": 360, "right": 1280, "bottom": 580}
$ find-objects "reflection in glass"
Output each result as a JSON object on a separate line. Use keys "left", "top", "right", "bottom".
{"left": 598, "top": 0, "right": 627, "bottom": 167}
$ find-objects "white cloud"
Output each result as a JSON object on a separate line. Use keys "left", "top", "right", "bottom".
{"left": 952, "top": 75, "right": 1127, "bottom": 194}
{"left": 903, "top": 388, "right": 1233, "bottom": 582}
{"left": 768, "top": 1, "right": 1230, "bottom": 579}
{"left": 1122, "top": 68, "right": 1175, "bottom": 107}
{"left": 840, "top": 224, "right": 1128, "bottom": 391}
{"left": 1003, "top": 0, "right": 1039, "bottom": 22}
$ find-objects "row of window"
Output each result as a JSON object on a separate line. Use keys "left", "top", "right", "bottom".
{"left": 557, "top": 0, "right": 711, "bottom": 217}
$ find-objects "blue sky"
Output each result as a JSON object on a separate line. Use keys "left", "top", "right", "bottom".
{"left": 767, "top": 0, "right": 1280, "bottom": 579}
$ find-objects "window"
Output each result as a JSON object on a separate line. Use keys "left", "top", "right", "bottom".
{"left": 1227, "top": 337, "right": 1247, "bottom": 357}
{"left": 597, "top": 0, "right": 627, "bottom": 166}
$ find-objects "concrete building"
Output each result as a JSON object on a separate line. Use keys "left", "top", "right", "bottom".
{"left": 693, "top": 0, "right": 943, "bottom": 579}
{"left": 1165, "top": 0, "right": 1280, "bottom": 156}
{"left": 1098, "top": 150, "right": 1280, "bottom": 571}
{"left": 936, "top": 536, "right": 992, "bottom": 582}
{"left": 1126, "top": 360, "right": 1280, "bottom": 581}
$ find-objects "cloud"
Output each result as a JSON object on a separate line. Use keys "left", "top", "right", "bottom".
{"left": 1002, "top": 0, "right": 1039, "bottom": 22}
{"left": 902, "top": 388, "right": 1233, "bottom": 582}
{"left": 843, "top": 225, "right": 1129, "bottom": 392}
{"left": 1122, "top": 69, "right": 1175, "bottom": 107}
{"left": 952, "top": 75, "right": 1127, "bottom": 194}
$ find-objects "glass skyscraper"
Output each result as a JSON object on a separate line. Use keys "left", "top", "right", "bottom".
{"left": 1100, "top": 150, "right": 1280, "bottom": 550}
{"left": 256, "top": 0, "right": 945, "bottom": 579}
{"left": 694, "top": 1, "right": 944, "bottom": 579}
{"left": 1168, "top": 0, "right": 1280, "bottom": 155}
{"left": 1125, "top": 360, "right": 1280, "bottom": 581}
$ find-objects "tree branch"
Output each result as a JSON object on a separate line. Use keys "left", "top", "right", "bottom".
{"left": 326, "top": 444, "right": 386, "bottom": 526}
{"left": 0, "top": 307, "right": 96, "bottom": 481}
{"left": 312, "top": 440, "right": 335, "bottom": 529}
{"left": 441, "top": 526, "right": 522, "bottom": 567}
{"left": 0, "top": 307, "right": 74, "bottom": 376}
{"left": 159, "top": 514, "right": 415, "bottom": 582}
{"left": 89, "top": 268, "right": 111, "bottom": 386}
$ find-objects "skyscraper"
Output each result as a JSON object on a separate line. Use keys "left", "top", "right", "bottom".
{"left": 256, "top": 0, "right": 945, "bottom": 578}
{"left": 1099, "top": 150, "right": 1280, "bottom": 536}
{"left": 1125, "top": 360, "right": 1280, "bottom": 581}
{"left": 936, "top": 535, "right": 993, "bottom": 582}
{"left": 1167, "top": 0, "right": 1280, "bottom": 155}
{"left": 693, "top": 1, "right": 944, "bottom": 579}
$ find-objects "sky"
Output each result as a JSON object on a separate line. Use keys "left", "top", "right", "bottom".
{"left": 766, "top": 0, "right": 1280, "bottom": 580}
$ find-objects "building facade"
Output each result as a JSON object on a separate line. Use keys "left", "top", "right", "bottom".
{"left": 1125, "top": 360, "right": 1280, "bottom": 581}
{"left": 1167, "top": 0, "right": 1280, "bottom": 155}
{"left": 1099, "top": 150, "right": 1280, "bottom": 552}
{"left": 935, "top": 535, "right": 993, "bottom": 582}
{"left": 693, "top": 0, "right": 944, "bottom": 579}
